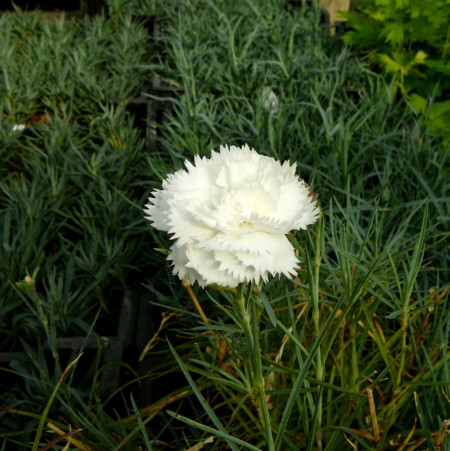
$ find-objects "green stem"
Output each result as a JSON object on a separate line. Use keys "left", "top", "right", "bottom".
{"left": 349, "top": 322, "right": 360, "bottom": 392}
{"left": 311, "top": 216, "right": 324, "bottom": 450}
{"left": 236, "top": 286, "right": 275, "bottom": 451}
{"left": 396, "top": 308, "right": 409, "bottom": 388}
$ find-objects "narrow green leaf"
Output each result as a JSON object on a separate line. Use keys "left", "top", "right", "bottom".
{"left": 414, "top": 392, "right": 435, "bottom": 449}
{"left": 32, "top": 353, "right": 83, "bottom": 451}
{"left": 167, "top": 411, "right": 262, "bottom": 451}
{"left": 325, "top": 426, "right": 373, "bottom": 449}
{"left": 259, "top": 292, "right": 277, "bottom": 327}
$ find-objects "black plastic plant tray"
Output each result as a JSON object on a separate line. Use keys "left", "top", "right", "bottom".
{"left": 0, "top": 290, "right": 140, "bottom": 397}
{"left": 0, "top": 0, "right": 106, "bottom": 15}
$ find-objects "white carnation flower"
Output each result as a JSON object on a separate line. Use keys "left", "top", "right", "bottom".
{"left": 144, "top": 144, "right": 319, "bottom": 288}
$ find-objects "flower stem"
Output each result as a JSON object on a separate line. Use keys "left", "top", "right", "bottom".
{"left": 311, "top": 216, "right": 324, "bottom": 450}
{"left": 236, "top": 286, "right": 275, "bottom": 451}
{"left": 183, "top": 278, "right": 210, "bottom": 325}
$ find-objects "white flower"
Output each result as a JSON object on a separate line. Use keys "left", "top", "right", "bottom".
{"left": 144, "top": 144, "right": 319, "bottom": 288}
{"left": 12, "top": 124, "right": 26, "bottom": 132}
{"left": 262, "top": 86, "right": 279, "bottom": 114}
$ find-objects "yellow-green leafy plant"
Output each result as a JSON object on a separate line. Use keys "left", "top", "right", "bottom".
{"left": 342, "top": 0, "right": 450, "bottom": 141}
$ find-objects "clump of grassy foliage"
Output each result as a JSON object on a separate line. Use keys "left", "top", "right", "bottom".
{"left": 0, "top": 9, "right": 162, "bottom": 445}
{"left": 0, "top": 0, "right": 448, "bottom": 449}
{"left": 0, "top": 12, "right": 153, "bottom": 345}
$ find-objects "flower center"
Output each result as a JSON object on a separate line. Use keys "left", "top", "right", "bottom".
{"left": 238, "top": 220, "right": 254, "bottom": 231}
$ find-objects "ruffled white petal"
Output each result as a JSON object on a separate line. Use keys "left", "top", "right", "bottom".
{"left": 185, "top": 246, "right": 240, "bottom": 287}
{"left": 233, "top": 234, "right": 298, "bottom": 278}
{"left": 168, "top": 243, "right": 207, "bottom": 286}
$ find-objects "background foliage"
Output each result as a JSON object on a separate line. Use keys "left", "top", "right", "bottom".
{"left": 0, "top": 0, "right": 448, "bottom": 449}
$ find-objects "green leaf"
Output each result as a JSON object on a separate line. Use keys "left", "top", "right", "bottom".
{"left": 425, "top": 59, "right": 450, "bottom": 75}
{"left": 414, "top": 392, "right": 435, "bottom": 449}
{"left": 382, "top": 22, "right": 405, "bottom": 46}
{"left": 427, "top": 102, "right": 450, "bottom": 140}
{"left": 429, "top": 100, "right": 450, "bottom": 120}
{"left": 377, "top": 53, "right": 403, "bottom": 74}
{"left": 409, "top": 93, "right": 427, "bottom": 114}
{"left": 411, "top": 50, "right": 428, "bottom": 66}
{"left": 259, "top": 291, "right": 277, "bottom": 327}
{"left": 370, "top": 11, "right": 386, "bottom": 22}
{"left": 167, "top": 411, "right": 262, "bottom": 451}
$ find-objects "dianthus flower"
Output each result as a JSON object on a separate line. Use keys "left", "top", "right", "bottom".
{"left": 144, "top": 144, "right": 319, "bottom": 287}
